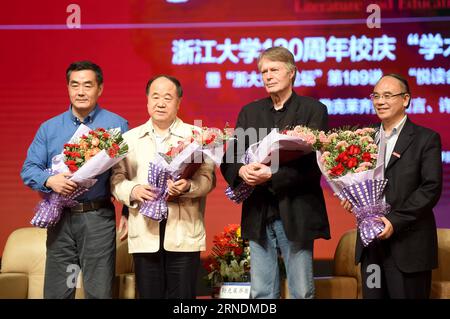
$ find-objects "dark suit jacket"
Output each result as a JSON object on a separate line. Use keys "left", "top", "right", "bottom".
{"left": 220, "top": 91, "right": 331, "bottom": 244}
{"left": 355, "top": 118, "right": 442, "bottom": 273}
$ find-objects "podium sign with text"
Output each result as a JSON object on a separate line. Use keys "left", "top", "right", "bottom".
{"left": 219, "top": 282, "right": 251, "bottom": 299}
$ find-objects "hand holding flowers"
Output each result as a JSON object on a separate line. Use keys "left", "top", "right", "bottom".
{"left": 225, "top": 125, "right": 318, "bottom": 203}
{"left": 140, "top": 125, "right": 233, "bottom": 221}
{"left": 315, "top": 127, "right": 390, "bottom": 247}
{"left": 31, "top": 125, "right": 128, "bottom": 228}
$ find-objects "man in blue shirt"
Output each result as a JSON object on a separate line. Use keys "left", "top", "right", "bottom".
{"left": 21, "top": 61, "right": 128, "bottom": 298}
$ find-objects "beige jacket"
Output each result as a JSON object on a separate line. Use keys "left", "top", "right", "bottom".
{"left": 111, "top": 118, "right": 215, "bottom": 253}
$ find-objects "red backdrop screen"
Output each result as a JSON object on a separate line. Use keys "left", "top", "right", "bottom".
{"left": 1, "top": 1, "right": 449, "bottom": 258}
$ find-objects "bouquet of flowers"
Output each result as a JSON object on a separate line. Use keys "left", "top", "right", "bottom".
{"left": 62, "top": 127, "right": 126, "bottom": 172}
{"left": 225, "top": 126, "right": 319, "bottom": 204}
{"left": 140, "top": 125, "right": 234, "bottom": 221}
{"left": 203, "top": 224, "right": 250, "bottom": 288}
{"left": 192, "top": 125, "right": 234, "bottom": 164}
{"left": 31, "top": 124, "right": 128, "bottom": 228}
{"left": 315, "top": 127, "right": 390, "bottom": 246}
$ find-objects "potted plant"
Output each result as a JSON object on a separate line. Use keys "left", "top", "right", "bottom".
{"left": 203, "top": 224, "right": 250, "bottom": 298}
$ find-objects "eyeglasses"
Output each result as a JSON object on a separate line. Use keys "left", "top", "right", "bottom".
{"left": 369, "top": 92, "right": 407, "bottom": 101}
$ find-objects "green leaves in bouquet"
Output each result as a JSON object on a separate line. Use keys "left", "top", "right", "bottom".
{"left": 317, "top": 126, "right": 378, "bottom": 178}
{"left": 63, "top": 127, "right": 128, "bottom": 173}
{"left": 158, "top": 152, "right": 174, "bottom": 164}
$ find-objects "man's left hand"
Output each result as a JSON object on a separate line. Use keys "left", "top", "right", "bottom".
{"left": 377, "top": 216, "right": 394, "bottom": 240}
{"left": 167, "top": 179, "right": 191, "bottom": 197}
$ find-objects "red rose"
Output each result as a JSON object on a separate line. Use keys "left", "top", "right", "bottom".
{"left": 347, "top": 145, "right": 361, "bottom": 155}
{"left": 336, "top": 151, "right": 349, "bottom": 163}
{"left": 68, "top": 165, "right": 78, "bottom": 172}
{"left": 346, "top": 157, "right": 358, "bottom": 168}
{"left": 96, "top": 128, "right": 106, "bottom": 132}
{"left": 233, "top": 247, "right": 243, "bottom": 256}
{"left": 330, "top": 163, "right": 345, "bottom": 176}
{"left": 102, "top": 133, "right": 110, "bottom": 139}
{"left": 65, "top": 160, "right": 76, "bottom": 166}
{"left": 362, "top": 152, "right": 372, "bottom": 162}
{"left": 108, "top": 149, "right": 117, "bottom": 158}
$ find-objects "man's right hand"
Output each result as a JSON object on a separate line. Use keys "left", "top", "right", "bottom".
{"left": 45, "top": 172, "right": 77, "bottom": 196}
{"left": 131, "top": 185, "right": 158, "bottom": 202}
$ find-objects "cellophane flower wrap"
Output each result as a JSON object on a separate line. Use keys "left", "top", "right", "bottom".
{"left": 31, "top": 124, "right": 128, "bottom": 228}
{"left": 140, "top": 125, "right": 234, "bottom": 221}
{"left": 203, "top": 224, "right": 250, "bottom": 287}
{"left": 225, "top": 126, "right": 319, "bottom": 203}
{"left": 316, "top": 127, "right": 390, "bottom": 246}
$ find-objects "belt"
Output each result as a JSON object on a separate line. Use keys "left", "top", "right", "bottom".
{"left": 68, "top": 199, "right": 112, "bottom": 213}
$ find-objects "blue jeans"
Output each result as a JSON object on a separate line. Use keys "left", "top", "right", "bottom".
{"left": 249, "top": 219, "right": 314, "bottom": 299}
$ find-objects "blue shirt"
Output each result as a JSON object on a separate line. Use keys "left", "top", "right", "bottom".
{"left": 21, "top": 105, "right": 128, "bottom": 202}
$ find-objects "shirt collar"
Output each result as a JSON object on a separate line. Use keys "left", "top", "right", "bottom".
{"left": 381, "top": 115, "right": 407, "bottom": 138}
{"left": 269, "top": 91, "right": 295, "bottom": 113}
{"left": 139, "top": 117, "right": 182, "bottom": 139}
{"left": 68, "top": 105, "right": 99, "bottom": 126}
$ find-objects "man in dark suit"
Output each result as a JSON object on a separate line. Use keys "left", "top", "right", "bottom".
{"left": 220, "top": 47, "right": 330, "bottom": 299}
{"left": 342, "top": 73, "right": 443, "bottom": 298}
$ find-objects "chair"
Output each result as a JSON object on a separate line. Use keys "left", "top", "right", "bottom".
{"left": 431, "top": 228, "right": 450, "bottom": 298}
{"left": 313, "top": 228, "right": 450, "bottom": 299}
{"left": 0, "top": 227, "right": 135, "bottom": 299}
{"left": 314, "top": 229, "right": 362, "bottom": 299}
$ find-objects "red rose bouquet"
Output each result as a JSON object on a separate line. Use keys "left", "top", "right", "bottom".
{"left": 62, "top": 127, "right": 127, "bottom": 173}
{"left": 316, "top": 127, "right": 390, "bottom": 246}
{"left": 31, "top": 124, "right": 128, "bottom": 228}
{"left": 141, "top": 125, "right": 233, "bottom": 221}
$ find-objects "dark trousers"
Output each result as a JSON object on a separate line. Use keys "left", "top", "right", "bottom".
{"left": 44, "top": 207, "right": 116, "bottom": 299}
{"left": 360, "top": 240, "right": 431, "bottom": 299}
{"left": 133, "top": 220, "right": 200, "bottom": 299}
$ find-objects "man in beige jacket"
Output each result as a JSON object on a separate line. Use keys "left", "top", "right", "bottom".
{"left": 111, "top": 75, "right": 215, "bottom": 298}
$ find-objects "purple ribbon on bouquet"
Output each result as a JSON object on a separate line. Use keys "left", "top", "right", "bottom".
{"left": 139, "top": 162, "right": 172, "bottom": 221}
{"left": 225, "top": 151, "right": 255, "bottom": 204}
{"left": 340, "top": 179, "right": 390, "bottom": 247}
{"left": 31, "top": 186, "right": 88, "bottom": 228}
